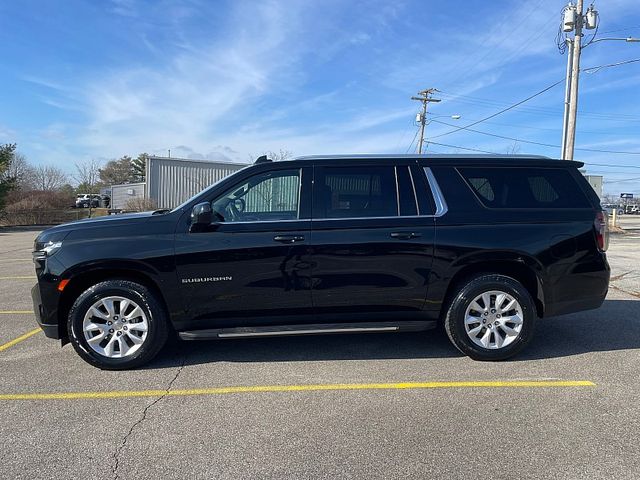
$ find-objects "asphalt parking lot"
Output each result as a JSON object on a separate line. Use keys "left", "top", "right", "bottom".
{"left": 1, "top": 220, "right": 640, "bottom": 479}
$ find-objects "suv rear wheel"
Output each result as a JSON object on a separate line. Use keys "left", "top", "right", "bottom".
{"left": 68, "top": 280, "right": 168, "bottom": 370}
{"left": 444, "top": 274, "right": 536, "bottom": 361}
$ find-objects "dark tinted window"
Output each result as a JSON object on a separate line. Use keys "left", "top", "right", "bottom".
{"left": 410, "top": 166, "right": 436, "bottom": 215}
{"left": 314, "top": 166, "right": 398, "bottom": 218}
{"left": 396, "top": 166, "right": 418, "bottom": 216}
{"left": 458, "top": 167, "right": 589, "bottom": 209}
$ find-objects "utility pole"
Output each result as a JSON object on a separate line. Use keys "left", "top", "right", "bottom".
{"left": 560, "top": 37, "right": 574, "bottom": 158}
{"left": 411, "top": 88, "right": 441, "bottom": 154}
{"left": 565, "top": 0, "right": 584, "bottom": 160}
{"left": 560, "top": 1, "right": 600, "bottom": 160}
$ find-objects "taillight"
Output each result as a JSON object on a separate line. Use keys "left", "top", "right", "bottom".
{"left": 594, "top": 210, "right": 608, "bottom": 252}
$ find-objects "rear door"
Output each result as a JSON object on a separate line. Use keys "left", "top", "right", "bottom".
{"left": 310, "top": 161, "right": 436, "bottom": 318}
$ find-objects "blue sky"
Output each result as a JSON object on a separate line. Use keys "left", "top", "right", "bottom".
{"left": 0, "top": 0, "right": 639, "bottom": 195}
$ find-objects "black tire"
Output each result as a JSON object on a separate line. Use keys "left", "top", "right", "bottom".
{"left": 444, "top": 274, "right": 536, "bottom": 361}
{"left": 68, "top": 280, "right": 168, "bottom": 370}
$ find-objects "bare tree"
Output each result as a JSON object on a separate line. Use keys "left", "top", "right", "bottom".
{"left": 74, "top": 159, "right": 102, "bottom": 192}
{"left": 32, "top": 165, "right": 68, "bottom": 191}
{"left": 4, "top": 152, "right": 37, "bottom": 190}
{"left": 248, "top": 149, "right": 293, "bottom": 163}
{"left": 124, "top": 197, "right": 156, "bottom": 212}
{"left": 74, "top": 159, "right": 102, "bottom": 216}
{"left": 266, "top": 149, "right": 293, "bottom": 162}
{"left": 506, "top": 142, "right": 521, "bottom": 155}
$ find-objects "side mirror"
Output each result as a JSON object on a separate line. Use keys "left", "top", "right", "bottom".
{"left": 191, "top": 202, "right": 213, "bottom": 226}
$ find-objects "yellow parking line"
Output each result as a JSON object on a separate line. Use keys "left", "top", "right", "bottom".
{"left": 0, "top": 328, "right": 41, "bottom": 353}
{"left": 0, "top": 380, "right": 595, "bottom": 401}
{"left": 0, "top": 311, "right": 33, "bottom": 314}
{"left": 0, "top": 276, "right": 36, "bottom": 280}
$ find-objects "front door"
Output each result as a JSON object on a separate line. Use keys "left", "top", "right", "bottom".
{"left": 175, "top": 166, "right": 312, "bottom": 330}
{"left": 310, "top": 163, "right": 436, "bottom": 318}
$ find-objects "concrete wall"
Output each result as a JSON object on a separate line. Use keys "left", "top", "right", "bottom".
{"left": 146, "top": 156, "right": 247, "bottom": 209}
{"left": 111, "top": 182, "right": 146, "bottom": 210}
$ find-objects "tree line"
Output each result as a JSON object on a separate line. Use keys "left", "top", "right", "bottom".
{"left": 0, "top": 143, "right": 150, "bottom": 214}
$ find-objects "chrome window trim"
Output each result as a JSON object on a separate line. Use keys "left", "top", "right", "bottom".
{"left": 423, "top": 167, "right": 448, "bottom": 217}
{"left": 212, "top": 166, "right": 448, "bottom": 224}
{"left": 214, "top": 219, "right": 307, "bottom": 225}
{"left": 312, "top": 215, "right": 432, "bottom": 221}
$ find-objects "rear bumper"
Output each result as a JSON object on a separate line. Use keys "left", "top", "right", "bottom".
{"left": 31, "top": 283, "right": 60, "bottom": 339}
{"left": 544, "top": 256, "right": 610, "bottom": 317}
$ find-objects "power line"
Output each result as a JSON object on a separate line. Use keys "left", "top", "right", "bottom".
{"left": 406, "top": 128, "right": 420, "bottom": 154}
{"left": 598, "top": 25, "right": 640, "bottom": 35}
{"left": 582, "top": 57, "right": 640, "bottom": 74}
{"left": 395, "top": 115, "right": 418, "bottom": 151}
{"left": 477, "top": 120, "right": 636, "bottom": 135}
{"left": 444, "top": 0, "right": 549, "bottom": 88}
{"left": 439, "top": 91, "right": 640, "bottom": 122}
{"left": 430, "top": 119, "right": 558, "bottom": 148}
{"left": 585, "top": 162, "right": 640, "bottom": 170}
{"left": 604, "top": 176, "right": 640, "bottom": 183}
{"left": 430, "top": 119, "right": 640, "bottom": 155}
{"left": 424, "top": 141, "right": 499, "bottom": 154}
{"left": 431, "top": 56, "right": 640, "bottom": 143}
{"left": 429, "top": 79, "right": 566, "bottom": 140}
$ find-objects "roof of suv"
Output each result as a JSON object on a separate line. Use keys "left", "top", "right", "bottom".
{"left": 290, "top": 154, "right": 584, "bottom": 168}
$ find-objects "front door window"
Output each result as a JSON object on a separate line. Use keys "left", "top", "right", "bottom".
{"left": 212, "top": 169, "right": 300, "bottom": 222}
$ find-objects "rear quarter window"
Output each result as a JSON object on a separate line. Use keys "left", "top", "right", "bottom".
{"left": 458, "top": 167, "right": 590, "bottom": 209}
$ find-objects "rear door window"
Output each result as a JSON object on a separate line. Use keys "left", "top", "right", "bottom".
{"left": 458, "top": 167, "right": 589, "bottom": 209}
{"left": 313, "top": 166, "right": 398, "bottom": 218}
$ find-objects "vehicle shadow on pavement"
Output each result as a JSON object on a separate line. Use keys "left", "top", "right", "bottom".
{"left": 146, "top": 330, "right": 462, "bottom": 369}
{"left": 144, "top": 299, "right": 639, "bottom": 369}
{"left": 517, "top": 299, "right": 640, "bottom": 361}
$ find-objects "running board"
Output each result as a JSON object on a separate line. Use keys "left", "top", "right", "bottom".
{"left": 178, "top": 320, "right": 435, "bottom": 341}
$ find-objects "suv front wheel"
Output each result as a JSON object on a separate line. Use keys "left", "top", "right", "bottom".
{"left": 444, "top": 274, "right": 536, "bottom": 361}
{"left": 68, "top": 280, "right": 168, "bottom": 370}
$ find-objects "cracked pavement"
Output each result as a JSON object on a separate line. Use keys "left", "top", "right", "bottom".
{"left": 1, "top": 219, "right": 640, "bottom": 479}
{"left": 111, "top": 356, "right": 186, "bottom": 480}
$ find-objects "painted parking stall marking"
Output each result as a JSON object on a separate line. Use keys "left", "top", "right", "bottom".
{"left": 0, "top": 380, "right": 596, "bottom": 401}
{"left": 0, "top": 328, "right": 41, "bottom": 353}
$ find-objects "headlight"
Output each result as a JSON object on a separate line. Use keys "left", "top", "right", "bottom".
{"left": 33, "top": 241, "right": 63, "bottom": 261}
{"left": 33, "top": 232, "right": 69, "bottom": 260}
{"left": 42, "top": 241, "right": 63, "bottom": 256}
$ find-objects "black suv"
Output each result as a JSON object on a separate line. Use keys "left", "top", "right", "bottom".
{"left": 32, "top": 154, "right": 610, "bottom": 369}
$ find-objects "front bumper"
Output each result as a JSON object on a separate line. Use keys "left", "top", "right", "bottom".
{"left": 31, "top": 283, "right": 60, "bottom": 339}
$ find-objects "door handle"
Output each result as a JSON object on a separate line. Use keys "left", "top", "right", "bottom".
{"left": 273, "top": 235, "right": 305, "bottom": 243}
{"left": 390, "top": 232, "right": 421, "bottom": 240}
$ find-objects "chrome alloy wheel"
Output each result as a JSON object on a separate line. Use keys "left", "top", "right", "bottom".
{"left": 464, "top": 290, "right": 524, "bottom": 350}
{"left": 82, "top": 296, "right": 149, "bottom": 358}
